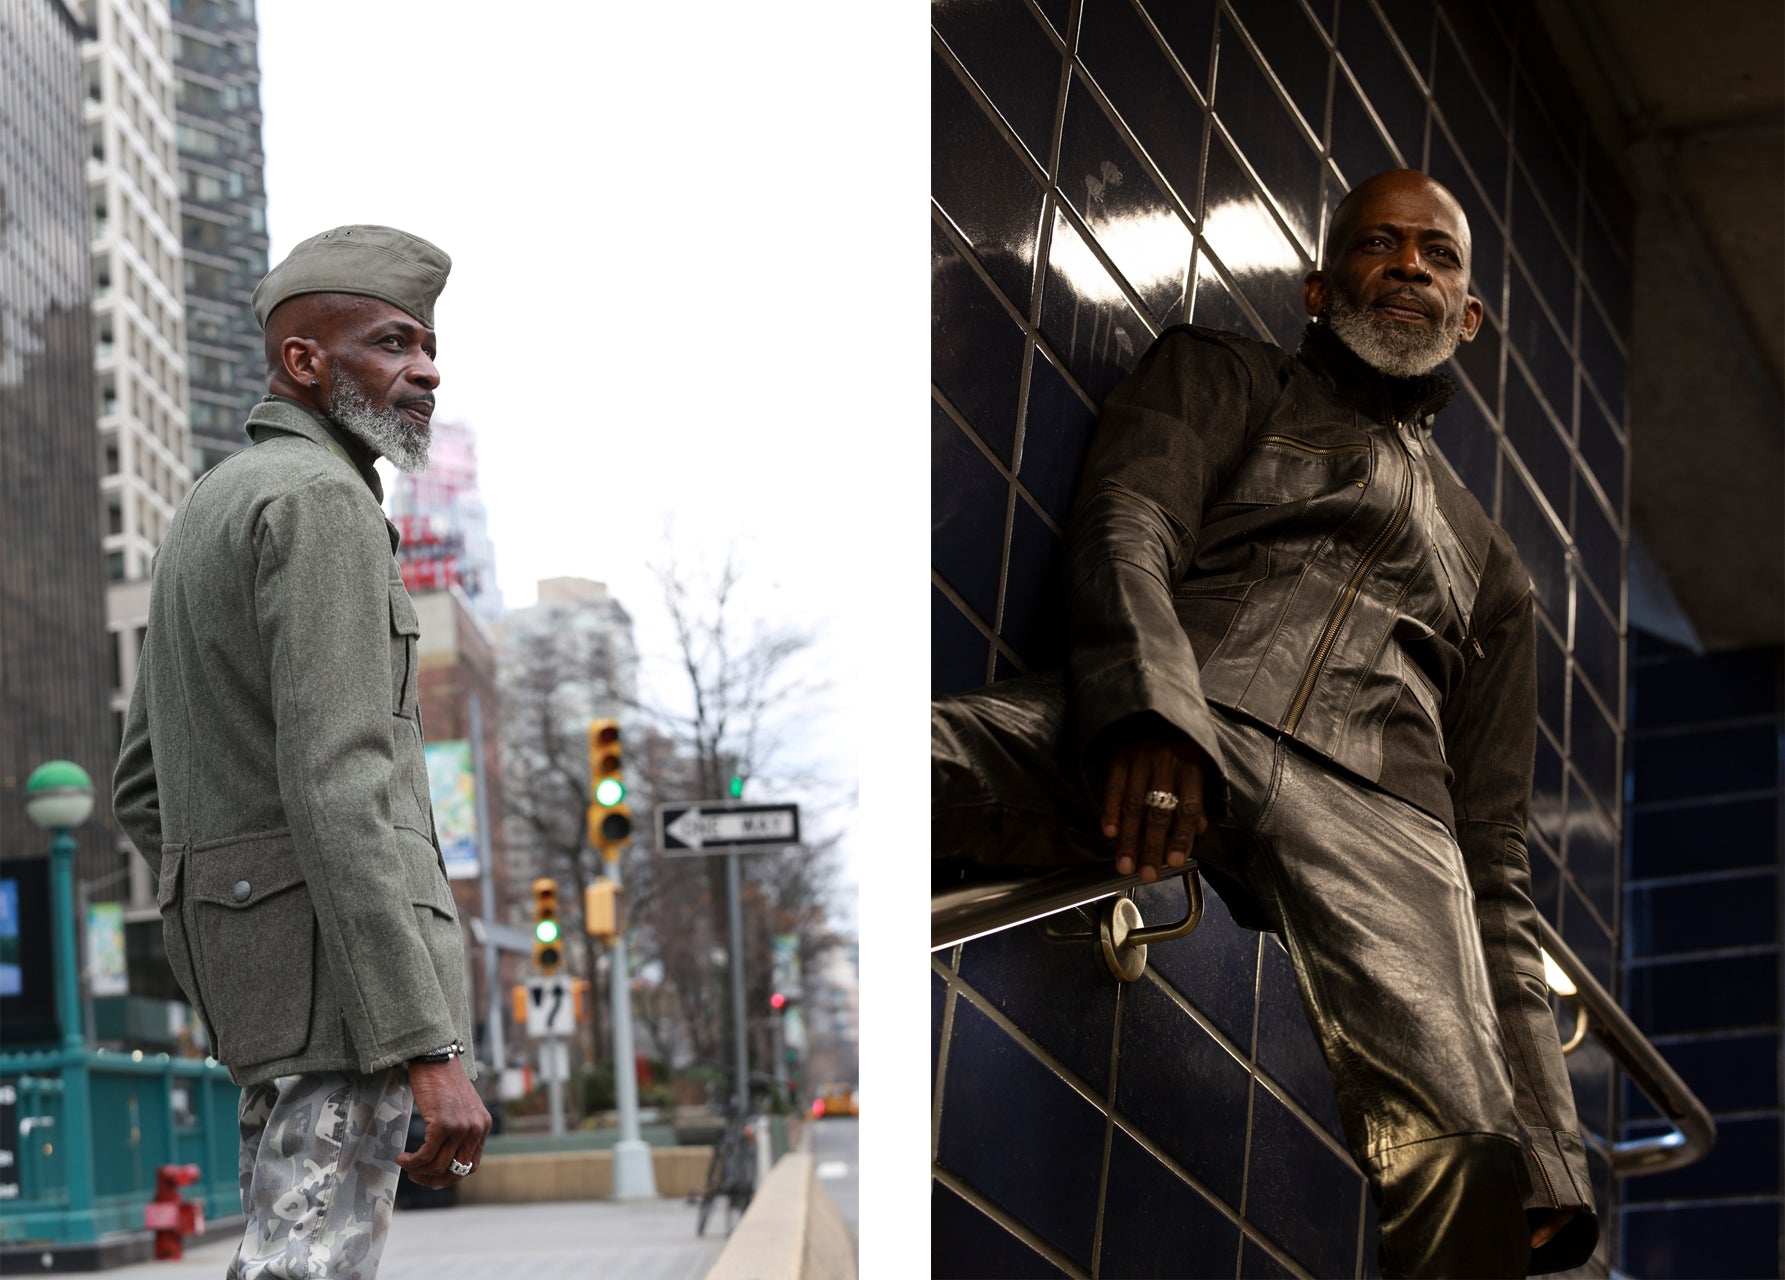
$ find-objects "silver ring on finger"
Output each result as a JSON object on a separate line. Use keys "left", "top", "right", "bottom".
{"left": 1144, "top": 789, "right": 1180, "bottom": 813}
{"left": 449, "top": 1158, "right": 474, "bottom": 1177}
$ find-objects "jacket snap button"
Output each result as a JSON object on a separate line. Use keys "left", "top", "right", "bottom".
{"left": 232, "top": 880, "right": 251, "bottom": 903}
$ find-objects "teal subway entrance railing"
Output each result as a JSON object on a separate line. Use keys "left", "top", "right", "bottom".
{"left": 0, "top": 1046, "right": 239, "bottom": 1247}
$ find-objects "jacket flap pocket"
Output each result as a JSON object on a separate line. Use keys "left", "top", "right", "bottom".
{"left": 187, "top": 830, "right": 305, "bottom": 908}
{"left": 157, "top": 843, "right": 187, "bottom": 909}
{"left": 389, "top": 582, "right": 421, "bottom": 637}
{"left": 407, "top": 855, "right": 458, "bottom": 919}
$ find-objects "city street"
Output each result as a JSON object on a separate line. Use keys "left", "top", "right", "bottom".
{"left": 812, "top": 1116, "right": 859, "bottom": 1245}
{"left": 101, "top": 1199, "right": 724, "bottom": 1280}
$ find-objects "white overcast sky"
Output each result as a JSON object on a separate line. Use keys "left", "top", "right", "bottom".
{"left": 256, "top": 0, "right": 929, "bottom": 1200}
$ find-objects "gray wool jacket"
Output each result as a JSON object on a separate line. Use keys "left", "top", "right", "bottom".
{"left": 114, "top": 396, "right": 474, "bottom": 1086}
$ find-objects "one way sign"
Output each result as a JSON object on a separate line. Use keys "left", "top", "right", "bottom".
{"left": 658, "top": 801, "right": 800, "bottom": 855}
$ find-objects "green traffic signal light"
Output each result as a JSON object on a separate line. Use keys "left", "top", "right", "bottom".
{"left": 729, "top": 775, "right": 744, "bottom": 799}
{"left": 535, "top": 919, "right": 561, "bottom": 944}
{"left": 594, "top": 777, "right": 625, "bottom": 807}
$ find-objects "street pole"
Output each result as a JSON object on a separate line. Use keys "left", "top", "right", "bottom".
{"left": 49, "top": 830, "right": 98, "bottom": 1238}
{"left": 606, "top": 850, "right": 656, "bottom": 1197}
{"left": 469, "top": 692, "right": 505, "bottom": 1079}
{"left": 726, "top": 852, "right": 749, "bottom": 1120}
{"left": 771, "top": 1009, "right": 787, "bottom": 1099}
{"left": 77, "top": 877, "right": 94, "bottom": 1048}
{"left": 546, "top": 1029, "right": 564, "bottom": 1136}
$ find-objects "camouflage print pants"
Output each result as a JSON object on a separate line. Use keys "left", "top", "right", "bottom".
{"left": 227, "top": 1069, "right": 413, "bottom": 1280}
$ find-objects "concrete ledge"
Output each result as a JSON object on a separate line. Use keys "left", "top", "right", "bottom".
{"left": 455, "top": 1146, "right": 711, "bottom": 1203}
{"left": 707, "top": 1154, "right": 857, "bottom": 1280}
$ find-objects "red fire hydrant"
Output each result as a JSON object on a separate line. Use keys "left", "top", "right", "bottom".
{"left": 143, "top": 1164, "right": 205, "bottom": 1260}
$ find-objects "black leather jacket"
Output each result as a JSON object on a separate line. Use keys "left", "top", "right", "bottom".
{"left": 1056, "top": 320, "right": 1597, "bottom": 1268}
{"left": 1066, "top": 319, "right": 1538, "bottom": 855}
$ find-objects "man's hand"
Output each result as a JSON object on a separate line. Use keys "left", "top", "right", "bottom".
{"left": 397, "top": 1060, "right": 492, "bottom": 1188}
{"left": 1101, "top": 728, "right": 1211, "bottom": 882}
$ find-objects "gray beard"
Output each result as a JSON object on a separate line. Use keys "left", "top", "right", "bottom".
{"left": 1325, "top": 290, "right": 1464, "bottom": 378}
{"left": 326, "top": 369, "right": 431, "bottom": 473}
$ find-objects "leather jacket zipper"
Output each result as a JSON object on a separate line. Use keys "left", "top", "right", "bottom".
{"left": 1282, "top": 421, "right": 1416, "bottom": 735}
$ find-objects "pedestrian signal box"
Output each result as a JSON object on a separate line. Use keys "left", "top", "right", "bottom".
{"left": 585, "top": 880, "right": 619, "bottom": 941}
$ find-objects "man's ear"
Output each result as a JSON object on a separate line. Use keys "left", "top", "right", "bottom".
{"left": 1302, "top": 270, "right": 1329, "bottom": 320}
{"left": 1456, "top": 293, "right": 1484, "bottom": 344}
{"left": 280, "top": 335, "right": 323, "bottom": 388}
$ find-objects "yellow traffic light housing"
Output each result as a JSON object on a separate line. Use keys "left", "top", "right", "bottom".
{"left": 585, "top": 879, "right": 620, "bottom": 942}
{"left": 588, "top": 719, "right": 634, "bottom": 860}
{"left": 532, "top": 877, "right": 563, "bottom": 973}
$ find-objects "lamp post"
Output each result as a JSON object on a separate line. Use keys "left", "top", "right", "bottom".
{"left": 24, "top": 760, "right": 98, "bottom": 1238}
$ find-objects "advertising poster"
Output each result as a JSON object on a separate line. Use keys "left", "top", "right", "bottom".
{"left": 424, "top": 739, "right": 480, "bottom": 879}
{"left": 771, "top": 932, "right": 803, "bottom": 999}
{"left": 85, "top": 901, "right": 127, "bottom": 996}
{"left": 0, "top": 881, "right": 19, "bottom": 999}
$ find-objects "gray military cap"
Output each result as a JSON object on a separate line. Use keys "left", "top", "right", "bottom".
{"left": 251, "top": 224, "right": 451, "bottom": 330}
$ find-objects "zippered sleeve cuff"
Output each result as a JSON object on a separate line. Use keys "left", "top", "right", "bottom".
{"left": 1523, "top": 1124, "right": 1599, "bottom": 1273}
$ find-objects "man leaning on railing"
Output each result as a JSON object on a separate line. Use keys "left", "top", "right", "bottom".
{"left": 933, "top": 171, "right": 1597, "bottom": 1278}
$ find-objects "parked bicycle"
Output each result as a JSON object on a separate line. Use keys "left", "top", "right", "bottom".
{"left": 692, "top": 1072, "right": 776, "bottom": 1236}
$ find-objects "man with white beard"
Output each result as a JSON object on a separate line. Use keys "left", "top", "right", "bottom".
{"left": 115, "top": 226, "right": 490, "bottom": 1279}
{"left": 933, "top": 171, "right": 1598, "bottom": 1276}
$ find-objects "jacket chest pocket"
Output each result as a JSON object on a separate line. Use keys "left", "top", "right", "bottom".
{"left": 390, "top": 580, "right": 420, "bottom": 717}
{"left": 1216, "top": 433, "right": 1372, "bottom": 508}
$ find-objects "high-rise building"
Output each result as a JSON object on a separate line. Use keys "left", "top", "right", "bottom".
{"left": 78, "top": 0, "right": 192, "bottom": 585}
{"left": 168, "top": 0, "right": 265, "bottom": 475}
{"left": 71, "top": 0, "right": 194, "bottom": 912}
{"left": 0, "top": 0, "right": 119, "bottom": 886}
{"left": 501, "top": 577, "right": 637, "bottom": 705}
{"left": 388, "top": 418, "right": 506, "bottom": 623}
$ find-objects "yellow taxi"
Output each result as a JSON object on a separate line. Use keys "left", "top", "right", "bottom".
{"left": 811, "top": 1082, "right": 858, "bottom": 1118}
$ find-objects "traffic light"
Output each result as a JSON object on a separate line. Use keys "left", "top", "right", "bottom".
{"left": 769, "top": 991, "right": 787, "bottom": 1010}
{"left": 728, "top": 774, "right": 744, "bottom": 799}
{"left": 585, "top": 879, "right": 620, "bottom": 942}
{"left": 588, "top": 719, "right": 633, "bottom": 860}
{"left": 533, "top": 878, "right": 562, "bottom": 973}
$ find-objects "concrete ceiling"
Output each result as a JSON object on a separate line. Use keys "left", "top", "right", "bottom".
{"left": 1540, "top": 0, "right": 1784, "bottom": 651}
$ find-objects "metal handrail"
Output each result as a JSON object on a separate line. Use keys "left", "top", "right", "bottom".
{"left": 932, "top": 864, "right": 1716, "bottom": 1175}
{"left": 1530, "top": 915, "right": 1716, "bottom": 1175}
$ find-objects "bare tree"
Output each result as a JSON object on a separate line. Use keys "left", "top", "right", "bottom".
{"left": 622, "top": 544, "right": 848, "bottom": 1090}
{"left": 496, "top": 554, "right": 848, "bottom": 1096}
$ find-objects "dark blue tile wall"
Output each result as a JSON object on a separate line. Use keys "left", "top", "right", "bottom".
{"left": 1617, "top": 634, "right": 1783, "bottom": 1278}
{"left": 933, "top": 0, "right": 1638, "bottom": 1272}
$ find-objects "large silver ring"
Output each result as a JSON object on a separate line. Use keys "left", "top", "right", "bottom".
{"left": 1144, "top": 789, "right": 1180, "bottom": 812}
{"left": 449, "top": 1158, "right": 474, "bottom": 1177}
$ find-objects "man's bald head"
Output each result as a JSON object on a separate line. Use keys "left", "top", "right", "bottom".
{"left": 1323, "top": 169, "right": 1472, "bottom": 273}
{"left": 1304, "top": 168, "right": 1483, "bottom": 376}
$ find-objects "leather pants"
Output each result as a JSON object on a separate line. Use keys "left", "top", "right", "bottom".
{"left": 935, "top": 674, "right": 1589, "bottom": 1278}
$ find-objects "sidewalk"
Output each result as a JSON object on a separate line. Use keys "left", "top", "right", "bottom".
{"left": 101, "top": 1198, "right": 726, "bottom": 1280}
